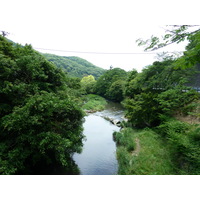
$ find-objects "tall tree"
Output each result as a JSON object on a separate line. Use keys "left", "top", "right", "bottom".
{"left": 95, "top": 68, "right": 127, "bottom": 102}
{"left": 0, "top": 35, "right": 84, "bottom": 174}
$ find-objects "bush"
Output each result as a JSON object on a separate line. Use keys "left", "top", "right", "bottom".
{"left": 113, "top": 128, "right": 135, "bottom": 152}
{"left": 157, "top": 119, "right": 200, "bottom": 174}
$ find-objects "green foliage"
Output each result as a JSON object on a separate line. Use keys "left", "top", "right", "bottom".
{"left": 108, "top": 80, "right": 126, "bottom": 102}
{"left": 136, "top": 25, "right": 200, "bottom": 52}
{"left": 0, "top": 36, "right": 84, "bottom": 174}
{"left": 124, "top": 54, "right": 199, "bottom": 128}
{"left": 175, "top": 32, "right": 200, "bottom": 69}
{"left": 113, "top": 128, "right": 135, "bottom": 152}
{"left": 66, "top": 76, "right": 81, "bottom": 90}
{"left": 95, "top": 68, "right": 127, "bottom": 102}
{"left": 0, "top": 92, "right": 84, "bottom": 174}
{"left": 157, "top": 119, "right": 200, "bottom": 174}
{"left": 82, "top": 94, "right": 107, "bottom": 112}
{"left": 125, "top": 60, "right": 191, "bottom": 98}
{"left": 156, "top": 87, "right": 199, "bottom": 115}
{"left": 116, "top": 146, "right": 132, "bottom": 175}
{"left": 43, "top": 54, "right": 105, "bottom": 79}
{"left": 124, "top": 92, "right": 161, "bottom": 128}
{"left": 80, "top": 75, "right": 96, "bottom": 94}
{"left": 0, "top": 48, "right": 66, "bottom": 117}
{"left": 184, "top": 100, "right": 200, "bottom": 119}
{"left": 157, "top": 118, "right": 189, "bottom": 136}
{"left": 116, "top": 118, "right": 200, "bottom": 175}
{"left": 116, "top": 128, "right": 175, "bottom": 175}
{"left": 124, "top": 69, "right": 138, "bottom": 97}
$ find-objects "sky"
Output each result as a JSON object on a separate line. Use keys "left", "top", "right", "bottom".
{"left": 1, "top": 0, "right": 198, "bottom": 72}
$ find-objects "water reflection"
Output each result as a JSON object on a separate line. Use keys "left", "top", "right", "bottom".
{"left": 73, "top": 114, "right": 121, "bottom": 175}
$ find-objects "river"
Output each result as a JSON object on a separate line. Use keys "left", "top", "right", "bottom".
{"left": 73, "top": 101, "right": 124, "bottom": 175}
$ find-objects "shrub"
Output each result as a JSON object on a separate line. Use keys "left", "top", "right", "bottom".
{"left": 157, "top": 119, "right": 200, "bottom": 174}
{"left": 113, "top": 128, "right": 135, "bottom": 152}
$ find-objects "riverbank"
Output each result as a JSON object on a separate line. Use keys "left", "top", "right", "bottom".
{"left": 81, "top": 94, "right": 108, "bottom": 113}
{"left": 81, "top": 94, "right": 200, "bottom": 175}
{"left": 114, "top": 116, "right": 200, "bottom": 175}
{"left": 114, "top": 127, "right": 175, "bottom": 175}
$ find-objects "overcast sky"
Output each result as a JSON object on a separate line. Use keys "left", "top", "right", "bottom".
{"left": 1, "top": 0, "right": 197, "bottom": 72}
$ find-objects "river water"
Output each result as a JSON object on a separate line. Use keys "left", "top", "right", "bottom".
{"left": 73, "top": 102, "right": 124, "bottom": 175}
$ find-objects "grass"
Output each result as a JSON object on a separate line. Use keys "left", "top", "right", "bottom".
{"left": 115, "top": 127, "right": 175, "bottom": 175}
{"left": 82, "top": 94, "right": 107, "bottom": 112}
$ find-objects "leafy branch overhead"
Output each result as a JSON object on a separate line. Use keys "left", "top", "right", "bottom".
{"left": 0, "top": 30, "right": 9, "bottom": 37}
{"left": 136, "top": 25, "right": 200, "bottom": 51}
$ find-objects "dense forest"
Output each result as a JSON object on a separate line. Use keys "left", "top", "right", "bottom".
{"left": 0, "top": 35, "right": 84, "bottom": 174}
{"left": 0, "top": 25, "right": 200, "bottom": 175}
{"left": 43, "top": 53, "right": 105, "bottom": 79}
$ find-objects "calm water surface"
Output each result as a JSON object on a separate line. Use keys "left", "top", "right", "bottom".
{"left": 73, "top": 102, "right": 124, "bottom": 175}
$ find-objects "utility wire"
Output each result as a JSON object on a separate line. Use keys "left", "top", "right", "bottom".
{"left": 34, "top": 47, "right": 178, "bottom": 55}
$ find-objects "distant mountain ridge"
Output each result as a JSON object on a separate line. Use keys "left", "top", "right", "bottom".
{"left": 4, "top": 37, "right": 105, "bottom": 79}
{"left": 43, "top": 53, "right": 105, "bottom": 79}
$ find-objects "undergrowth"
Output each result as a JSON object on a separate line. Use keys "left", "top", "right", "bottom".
{"left": 115, "top": 117, "right": 200, "bottom": 175}
{"left": 82, "top": 94, "right": 107, "bottom": 112}
{"left": 114, "top": 127, "right": 175, "bottom": 175}
{"left": 156, "top": 119, "right": 200, "bottom": 174}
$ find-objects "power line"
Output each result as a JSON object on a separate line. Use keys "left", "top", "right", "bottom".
{"left": 34, "top": 47, "right": 172, "bottom": 55}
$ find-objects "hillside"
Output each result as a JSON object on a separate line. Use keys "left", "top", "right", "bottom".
{"left": 43, "top": 53, "right": 105, "bottom": 79}
{"left": 4, "top": 37, "right": 105, "bottom": 79}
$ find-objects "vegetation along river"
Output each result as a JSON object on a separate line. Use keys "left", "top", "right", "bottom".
{"left": 73, "top": 102, "right": 124, "bottom": 175}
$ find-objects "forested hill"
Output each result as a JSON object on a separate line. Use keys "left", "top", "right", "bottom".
{"left": 4, "top": 38, "right": 105, "bottom": 79}
{"left": 43, "top": 53, "right": 105, "bottom": 79}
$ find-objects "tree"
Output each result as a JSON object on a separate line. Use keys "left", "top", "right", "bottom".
{"left": 0, "top": 35, "right": 84, "bottom": 174}
{"left": 80, "top": 75, "right": 96, "bottom": 94}
{"left": 108, "top": 80, "right": 126, "bottom": 102}
{"left": 175, "top": 31, "right": 200, "bottom": 69}
{"left": 95, "top": 68, "right": 127, "bottom": 101}
{"left": 123, "top": 56, "right": 199, "bottom": 128}
{"left": 44, "top": 54, "right": 105, "bottom": 79}
{"left": 124, "top": 92, "right": 161, "bottom": 127}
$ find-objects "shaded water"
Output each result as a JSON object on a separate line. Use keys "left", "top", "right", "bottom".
{"left": 73, "top": 101, "right": 124, "bottom": 175}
